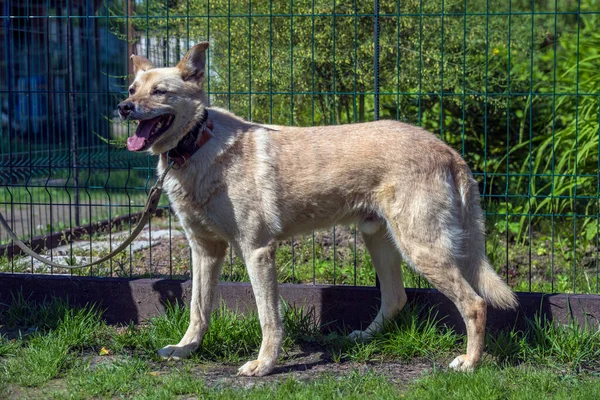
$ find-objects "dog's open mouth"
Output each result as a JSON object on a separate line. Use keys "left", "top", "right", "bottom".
{"left": 126, "top": 114, "right": 175, "bottom": 152}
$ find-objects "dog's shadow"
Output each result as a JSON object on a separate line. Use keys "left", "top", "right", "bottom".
{"left": 271, "top": 345, "right": 334, "bottom": 375}
{"left": 271, "top": 331, "right": 362, "bottom": 376}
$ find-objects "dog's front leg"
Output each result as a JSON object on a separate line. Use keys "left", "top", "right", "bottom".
{"left": 158, "top": 237, "right": 227, "bottom": 360}
{"left": 237, "top": 242, "right": 283, "bottom": 377}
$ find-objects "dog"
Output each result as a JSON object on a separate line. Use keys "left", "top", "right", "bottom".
{"left": 117, "top": 42, "right": 518, "bottom": 377}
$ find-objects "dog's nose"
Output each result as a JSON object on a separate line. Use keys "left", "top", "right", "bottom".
{"left": 118, "top": 101, "right": 134, "bottom": 118}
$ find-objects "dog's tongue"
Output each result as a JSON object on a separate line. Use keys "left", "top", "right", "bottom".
{"left": 126, "top": 116, "right": 161, "bottom": 151}
{"left": 126, "top": 135, "right": 147, "bottom": 152}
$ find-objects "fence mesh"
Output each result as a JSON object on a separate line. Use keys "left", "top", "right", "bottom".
{"left": 0, "top": 0, "right": 599, "bottom": 293}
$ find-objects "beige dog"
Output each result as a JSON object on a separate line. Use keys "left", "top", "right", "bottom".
{"left": 118, "top": 43, "right": 518, "bottom": 376}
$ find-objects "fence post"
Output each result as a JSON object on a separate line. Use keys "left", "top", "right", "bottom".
{"left": 3, "top": 0, "right": 14, "bottom": 249}
{"left": 374, "top": 0, "right": 380, "bottom": 289}
{"left": 374, "top": 0, "right": 380, "bottom": 121}
{"left": 126, "top": 0, "right": 135, "bottom": 77}
{"left": 67, "top": 2, "right": 80, "bottom": 227}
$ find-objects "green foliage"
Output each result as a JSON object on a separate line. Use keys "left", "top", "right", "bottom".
{"left": 134, "top": 371, "right": 402, "bottom": 400}
{"left": 486, "top": 328, "right": 528, "bottom": 366}
{"left": 134, "top": 372, "right": 207, "bottom": 400}
{"left": 199, "top": 304, "right": 263, "bottom": 362}
{"left": 377, "top": 307, "right": 460, "bottom": 360}
{"left": 221, "top": 233, "right": 379, "bottom": 286}
{"left": 114, "top": 301, "right": 263, "bottom": 362}
{"left": 136, "top": 301, "right": 319, "bottom": 362}
{"left": 282, "top": 301, "right": 321, "bottom": 343}
{"left": 118, "top": 0, "right": 563, "bottom": 131}
{"left": 497, "top": 3, "right": 599, "bottom": 247}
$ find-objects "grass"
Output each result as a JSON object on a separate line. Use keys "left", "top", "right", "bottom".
{"left": 2, "top": 296, "right": 600, "bottom": 398}
{"left": 406, "top": 366, "right": 600, "bottom": 400}
{"left": 1, "top": 300, "right": 106, "bottom": 388}
{"left": 354, "top": 307, "right": 460, "bottom": 362}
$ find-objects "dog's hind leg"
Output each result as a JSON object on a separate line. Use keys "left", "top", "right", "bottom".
{"left": 386, "top": 209, "right": 487, "bottom": 372}
{"left": 237, "top": 241, "right": 283, "bottom": 377}
{"left": 158, "top": 237, "right": 227, "bottom": 360}
{"left": 349, "top": 225, "right": 407, "bottom": 341}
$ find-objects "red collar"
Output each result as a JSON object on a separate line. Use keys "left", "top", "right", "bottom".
{"left": 162, "top": 116, "right": 214, "bottom": 168}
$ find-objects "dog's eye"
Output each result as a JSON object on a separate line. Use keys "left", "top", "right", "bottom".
{"left": 128, "top": 87, "right": 136, "bottom": 95}
{"left": 153, "top": 88, "right": 167, "bottom": 96}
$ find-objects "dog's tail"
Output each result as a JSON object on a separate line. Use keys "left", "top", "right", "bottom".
{"left": 453, "top": 161, "right": 518, "bottom": 310}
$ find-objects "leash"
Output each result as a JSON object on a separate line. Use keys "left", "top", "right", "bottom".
{"left": 0, "top": 161, "right": 173, "bottom": 270}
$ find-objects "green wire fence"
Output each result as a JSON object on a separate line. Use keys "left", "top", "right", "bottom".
{"left": 0, "top": 0, "right": 598, "bottom": 294}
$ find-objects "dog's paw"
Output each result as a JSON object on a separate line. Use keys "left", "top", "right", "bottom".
{"left": 449, "top": 354, "right": 476, "bottom": 372}
{"left": 237, "top": 359, "right": 275, "bottom": 377}
{"left": 158, "top": 344, "right": 195, "bottom": 360}
{"left": 348, "top": 330, "right": 372, "bottom": 342}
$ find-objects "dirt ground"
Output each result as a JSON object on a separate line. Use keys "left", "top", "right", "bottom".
{"left": 197, "top": 361, "right": 430, "bottom": 390}
{"left": 85, "top": 346, "right": 434, "bottom": 390}
{"left": 197, "top": 355, "right": 432, "bottom": 389}
{"left": 7, "top": 355, "right": 434, "bottom": 399}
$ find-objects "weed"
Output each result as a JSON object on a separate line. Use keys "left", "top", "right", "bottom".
{"left": 486, "top": 312, "right": 600, "bottom": 371}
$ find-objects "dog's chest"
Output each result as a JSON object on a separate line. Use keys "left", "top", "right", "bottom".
{"left": 163, "top": 173, "right": 224, "bottom": 237}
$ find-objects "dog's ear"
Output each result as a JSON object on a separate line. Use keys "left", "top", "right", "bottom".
{"left": 131, "top": 55, "right": 153, "bottom": 76}
{"left": 177, "top": 42, "right": 209, "bottom": 83}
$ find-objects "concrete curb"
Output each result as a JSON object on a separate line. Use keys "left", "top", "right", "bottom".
{"left": 1, "top": 273, "right": 599, "bottom": 332}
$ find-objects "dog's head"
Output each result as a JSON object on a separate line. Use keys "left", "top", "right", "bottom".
{"left": 117, "top": 42, "right": 209, "bottom": 154}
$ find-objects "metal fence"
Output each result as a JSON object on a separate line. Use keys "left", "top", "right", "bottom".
{"left": 1, "top": 0, "right": 598, "bottom": 294}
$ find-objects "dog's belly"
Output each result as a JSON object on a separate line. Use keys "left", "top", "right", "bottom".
{"left": 271, "top": 172, "right": 385, "bottom": 238}
{"left": 275, "top": 211, "right": 384, "bottom": 239}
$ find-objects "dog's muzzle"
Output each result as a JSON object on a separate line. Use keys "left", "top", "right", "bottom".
{"left": 118, "top": 101, "right": 134, "bottom": 119}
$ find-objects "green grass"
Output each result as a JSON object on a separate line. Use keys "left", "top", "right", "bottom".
{"left": 0, "top": 335, "right": 19, "bottom": 358}
{"left": 406, "top": 366, "right": 600, "bottom": 400}
{"left": 351, "top": 306, "right": 460, "bottom": 362}
{"left": 2, "top": 296, "right": 600, "bottom": 398}
{"left": 67, "top": 358, "right": 153, "bottom": 398}
{"left": 1, "top": 300, "right": 107, "bottom": 388}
